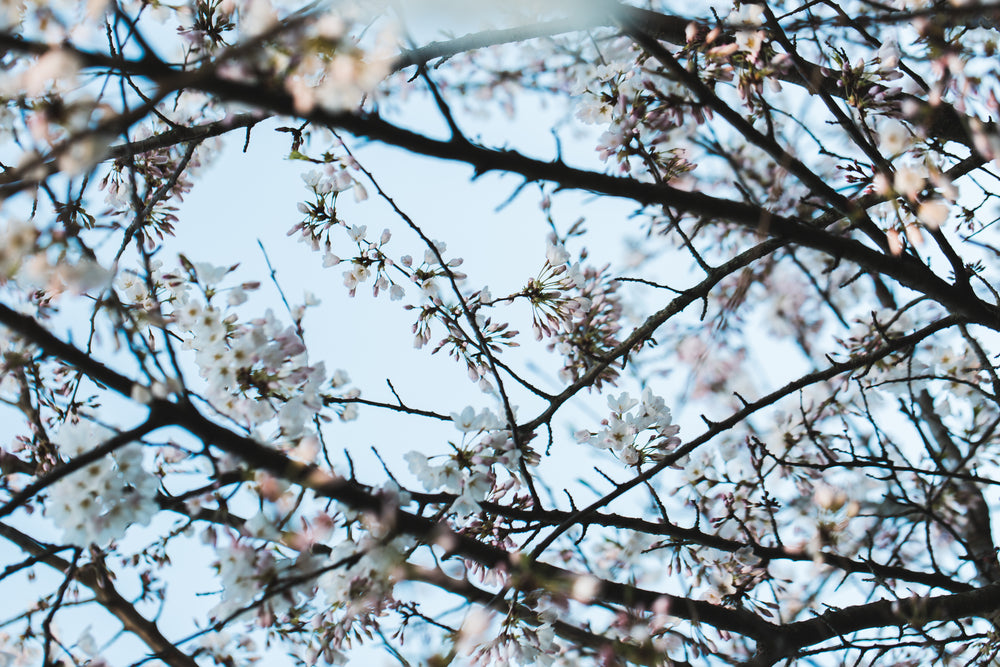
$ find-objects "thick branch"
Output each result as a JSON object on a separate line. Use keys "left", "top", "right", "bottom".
{"left": 393, "top": 3, "right": 982, "bottom": 148}
{"left": 0, "top": 302, "right": 774, "bottom": 640}
{"left": 0, "top": 113, "right": 264, "bottom": 197}
{"left": 526, "top": 315, "right": 962, "bottom": 555}
{"left": 748, "top": 582, "right": 1000, "bottom": 666}
{"left": 0, "top": 522, "right": 198, "bottom": 667}
{"left": 1, "top": 35, "right": 996, "bottom": 335}
{"left": 409, "top": 565, "right": 677, "bottom": 666}
{"left": 916, "top": 389, "right": 1000, "bottom": 585}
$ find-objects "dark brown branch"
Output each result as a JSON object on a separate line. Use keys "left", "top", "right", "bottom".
{"left": 0, "top": 302, "right": 775, "bottom": 640}
{"left": 915, "top": 389, "right": 1000, "bottom": 585}
{"left": 3, "top": 301, "right": 993, "bottom": 655}
{"left": 486, "top": 502, "right": 972, "bottom": 594}
{"left": 408, "top": 564, "right": 682, "bottom": 666}
{"left": 0, "top": 522, "right": 198, "bottom": 667}
{"left": 1, "top": 35, "right": 996, "bottom": 337}
{"left": 747, "top": 581, "right": 1000, "bottom": 666}
{"left": 0, "top": 416, "right": 166, "bottom": 522}
{"left": 0, "top": 113, "right": 263, "bottom": 197}
{"left": 392, "top": 3, "right": 983, "bottom": 149}
{"left": 621, "top": 16, "right": 890, "bottom": 251}
{"left": 527, "top": 315, "right": 962, "bottom": 556}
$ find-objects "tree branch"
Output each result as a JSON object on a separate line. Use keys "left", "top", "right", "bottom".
{"left": 0, "top": 522, "right": 198, "bottom": 667}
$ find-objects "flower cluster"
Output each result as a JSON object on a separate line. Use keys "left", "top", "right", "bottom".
{"left": 288, "top": 532, "right": 413, "bottom": 663}
{"left": 519, "top": 241, "right": 589, "bottom": 340}
{"left": 210, "top": 538, "right": 323, "bottom": 625}
{"left": 169, "top": 0, "right": 396, "bottom": 110}
{"left": 117, "top": 259, "right": 358, "bottom": 439}
{"left": 406, "top": 406, "right": 525, "bottom": 515}
{"left": 0, "top": 220, "right": 38, "bottom": 282}
{"left": 574, "top": 51, "right": 698, "bottom": 179}
{"left": 291, "top": 163, "right": 369, "bottom": 249}
{"left": 821, "top": 41, "right": 904, "bottom": 113}
{"left": 317, "top": 533, "right": 410, "bottom": 615}
{"left": 727, "top": 4, "right": 767, "bottom": 62}
{"left": 808, "top": 483, "right": 862, "bottom": 560}
{"left": 286, "top": 136, "right": 528, "bottom": 395}
{"left": 703, "top": 546, "right": 769, "bottom": 610}
{"left": 469, "top": 613, "right": 560, "bottom": 667}
{"left": 172, "top": 288, "right": 329, "bottom": 436}
{"left": 0, "top": 631, "right": 39, "bottom": 667}
{"left": 282, "top": 17, "right": 396, "bottom": 114}
{"left": 576, "top": 389, "right": 680, "bottom": 467}
{"left": 100, "top": 108, "right": 218, "bottom": 234}
{"left": 339, "top": 224, "right": 404, "bottom": 298}
{"left": 550, "top": 260, "right": 623, "bottom": 388}
{"left": 291, "top": 161, "right": 417, "bottom": 301}
{"left": 46, "top": 421, "right": 158, "bottom": 547}
{"left": 872, "top": 160, "right": 957, "bottom": 249}
{"left": 405, "top": 239, "right": 467, "bottom": 301}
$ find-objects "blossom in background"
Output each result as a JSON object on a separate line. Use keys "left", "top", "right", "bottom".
{"left": 917, "top": 199, "right": 950, "bottom": 228}
{"left": 893, "top": 164, "right": 927, "bottom": 199}
{"left": 878, "top": 118, "right": 912, "bottom": 155}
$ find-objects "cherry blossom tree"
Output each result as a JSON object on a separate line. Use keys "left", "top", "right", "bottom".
{"left": 2, "top": 0, "right": 1000, "bottom": 665}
